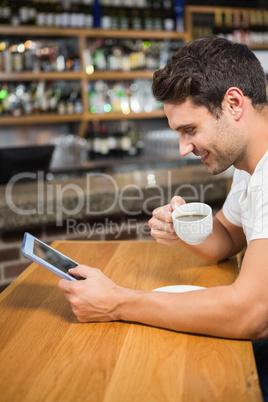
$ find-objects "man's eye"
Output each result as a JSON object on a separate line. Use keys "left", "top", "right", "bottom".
{"left": 184, "top": 128, "right": 195, "bottom": 135}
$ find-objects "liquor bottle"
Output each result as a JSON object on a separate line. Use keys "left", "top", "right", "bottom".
{"left": 40, "top": 89, "right": 50, "bottom": 113}
{"left": 10, "top": 0, "right": 20, "bottom": 26}
{"left": 1, "top": 0, "right": 11, "bottom": 24}
{"left": 65, "top": 90, "right": 74, "bottom": 114}
{"left": 130, "top": 8, "right": 142, "bottom": 30}
{"left": 134, "top": 127, "right": 144, "bottom": 156}
{"left": 4, "top": 47, "right": 12, "bottom": 72}
{"left": 163, "top": 0, "right": 175, "bottom": 31}
{"left": 93, "top": 39, "right": 107, "bottom": 71}
{"left": 224, "top": 9, "right": 233, "bottom": 30}
{"left": 22, "top": 85, "right": 34, "bottom": 115}
{"left": 118, "top": 8, "right": 130, "bottom": 30}
{"left": 62, "top": 0, "right": 71, "bottom": 28}
{"left": 121, "top": 40, "right": 131, "bottom": 72}
{"left": 0, "top": 43, "right": 4, "bottom": 72}
{"left": 99, "top": 123, "right": 109, "bottom": 157}
{"left": 143, "top": 7, "right": 153, "bottom": 31}
{"left": 13, "top": 47, "right": 24, "bottom": 72}
{"left": 127, "top": 124, "right": 137, "bottom": 156}
{"left": 0, "top": 1, "right": 4, "bottom": 24}
{"left": 113, "top": 123, "right": 123, "bottom": 158}
{"left": 57, "top": 87, "right": 66, "bottom": 115}
{"left": 93, "top": 0, "right": 101, "bottom": 28}
{"left": 70, "top": 0, "right": 81, "bottom": 28}
{"left": 19, "top": 1, "right": 30, "bottom": 25}
{"left": 27, "top": 0, "right": 36, "bottom": 25}
{"left": 10, "top": 90, "right": 23, "bottom": 117}
{"left": 55, "top": 1, "right": 64, "bottom": 27}
{"left": 1, "top": 84, "right": 10, "bottom": 115}
{"left": 74, "top": 88, "right": 83, "bottom": 114}
{"left": 120, "top": 120, "right": 131, "bottom": 157}
{"left": 107, "top": 40, "right": 123, "bottom": 71}
{"left": 107, "top": 125, "right": 117, "bottom": 158}
{"left": 100, "top": 5, "right": 112, "bottom": 29}
{"left": 232, "top": 10, "right": 243, "bottom": 43}
{"left": 83, "top": 0, "right": 94, "bottom": 28}
{"left": 151, "top": 0, "right": 162, "bottom": 31}
{"left": 92, "top": 121, "right": 102, "bottom": 159}
{"left": 175, "top": 0, "right": 184, "bottom": 32}
{"left": 36, "top": 0, "right": 47, "bottom": 26}
{"left": 159, "top": 40, "right": 171, "bottom": 69}
{"left": 110, "top": 8, "right": 119, "bottom": 29}
{"left": 32, "top": 83, "right": 41, "bottom": 114}
{"left": 85, "top": 122, "right": 93, "bottom": 160}
{"left": 49, "top": 88, "right": 59, "bottom": 113}
{"left": 241, "top": 10, "right": 250, "bottom": 44}
{"left": 46, "top": 0, "right": 56, "bottom": 27}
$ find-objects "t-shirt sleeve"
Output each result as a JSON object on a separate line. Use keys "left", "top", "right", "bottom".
{"left": 244, "top": 169, "right": 268, "bottom": 242}
{"left": 222, "top": 169, "right": 246, "bottom": 227}
{"left": 223, "top": 165, "right": 268, "bottom": 243}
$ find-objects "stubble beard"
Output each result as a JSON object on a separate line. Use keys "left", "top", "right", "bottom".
{"left": 206, "top": 118, "right": 245, "bottom": 175}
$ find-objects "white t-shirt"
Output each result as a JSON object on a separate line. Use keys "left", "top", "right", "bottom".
{"left": 223, "top": 150, "right": 268, "bottom": 245}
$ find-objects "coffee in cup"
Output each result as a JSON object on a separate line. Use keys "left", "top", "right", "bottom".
{"left": 172, "top": 202, "right": 213, "bottom": 245}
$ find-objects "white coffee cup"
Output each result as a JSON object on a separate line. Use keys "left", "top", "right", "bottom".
{"left": 172, "top": 202, "right": 213, "bottom": 245}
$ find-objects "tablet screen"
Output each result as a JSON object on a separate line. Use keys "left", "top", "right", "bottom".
{"left": 34, "top": 240, "right": 78, "bottom": 274}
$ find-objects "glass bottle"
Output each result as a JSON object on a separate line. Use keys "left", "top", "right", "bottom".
{"left": 1, "top": 0, "right": 11, "bottom": 24}
{"left": 83, "top": 0, "right": 94, "bottom": 28}
{"left": 107, "top": 124, "right": 117, "bottom": 158}
{"left": 120, "top": 120, "right": 132, "bottom": 156}
{"left": 93, "top": 0, "right": 101, "bottom": 28}
{"left": 92, "top": 121, "right": 101, "bottom": 159}
{"left": 99, "top": 123, "right": 109, "bottom": 157}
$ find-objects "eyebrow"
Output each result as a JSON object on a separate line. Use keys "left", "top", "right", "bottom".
{"left": 174, "top": 123, "right": 194, "bottom": 131}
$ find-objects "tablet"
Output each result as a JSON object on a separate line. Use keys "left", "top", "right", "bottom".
{"left": 22, "top": 232, "right": 84, "bottom": 281}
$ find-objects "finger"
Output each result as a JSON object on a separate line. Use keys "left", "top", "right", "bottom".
{"left": 152, "top": 204, "right": 173, "bottom": 222}
{"left": 170, "top": 196, "right": 186, "bottom": 210}
{"left": 68, "top": 264, "right": 97, "bottom": 279}
{"left": 150, "top": 220, "right": 175, "bottom": 233}
{"left": 151, "top": 224, "right": 178, "bottom": 239}
{"left": 58, "top": 278, "right": 73, "bottom": 293}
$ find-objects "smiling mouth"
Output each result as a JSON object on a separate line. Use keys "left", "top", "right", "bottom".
{"left": 195, "top": 151, "right": 210, "bottom": 162}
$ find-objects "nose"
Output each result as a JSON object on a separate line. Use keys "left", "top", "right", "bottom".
{"left": 178, "top": 134, "right": 194, "bottom": 157}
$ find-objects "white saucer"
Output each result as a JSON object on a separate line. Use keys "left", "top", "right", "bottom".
{"left": 153, "top": 285, "right": 205, "bottom": 293}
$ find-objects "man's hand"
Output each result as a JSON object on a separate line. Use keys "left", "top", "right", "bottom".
{"left": 148, "top": 196, "right": 186, "bottom": 246}
{"left": 58, "top": 265, "right": 122, "bottom": 323}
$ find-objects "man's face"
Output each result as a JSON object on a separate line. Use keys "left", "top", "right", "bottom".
{"left": 164, "top": 99, "right": 247, "bottom": 175}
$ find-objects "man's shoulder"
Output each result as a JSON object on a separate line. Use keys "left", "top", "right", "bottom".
{"left": 232, "top": 168, "right": 250, "bottom": 185}
{"left": 233, "top": 150, "right": 268, "bottom": 182}
{"left": 255, "top": 149, "right": 268, "bottom": 173}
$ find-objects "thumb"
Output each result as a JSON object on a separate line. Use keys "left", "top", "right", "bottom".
{"left": 170, "top": 196, "right": 186, "bottom": 211}
{"left": 68, "top": 264, "right": 93, "bottom": 279}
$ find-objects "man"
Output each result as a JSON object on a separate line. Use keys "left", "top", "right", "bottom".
{"left": 58, "top": 36, "right": 268, "bottom": 398}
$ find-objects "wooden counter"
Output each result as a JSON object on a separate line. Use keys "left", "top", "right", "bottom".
{"left": 0, "top": 241, "right": 261, "bottom": 402}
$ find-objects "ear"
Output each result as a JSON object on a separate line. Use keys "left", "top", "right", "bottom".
{"left": 224, "top": 87, "right": 244, "bottom": 120}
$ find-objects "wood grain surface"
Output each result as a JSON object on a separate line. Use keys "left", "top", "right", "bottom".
{"left": 0, "top": 241, "right": 262, "bottom": 402}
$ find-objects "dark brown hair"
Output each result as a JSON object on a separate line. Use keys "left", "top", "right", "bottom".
{"left": 152, "top": 35, "right": 267, "bottom": 118}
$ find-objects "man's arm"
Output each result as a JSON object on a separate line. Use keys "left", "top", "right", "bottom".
{"left": 58, "top": 239, "right": 268, "bottom": 340}
{"left": 118, "top": 239, "right": 268, "bottom": 340}
{"left": 187, "top": 209, "right": 247, "bottom": 261}
{"left": 148, "top": 196, "right": 247, "bottom": 261}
